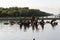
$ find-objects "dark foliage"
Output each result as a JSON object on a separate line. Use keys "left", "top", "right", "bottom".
{"left": 0, "top": 7, "right": 53, "bottom": 17}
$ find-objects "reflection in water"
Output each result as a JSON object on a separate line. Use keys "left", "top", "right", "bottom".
{"left": 2, "top": 20, "right": 58, "bottom": 32}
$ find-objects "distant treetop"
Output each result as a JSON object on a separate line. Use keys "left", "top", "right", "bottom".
{"left": 0, "top": 7, "right": 53, "bottom": 17}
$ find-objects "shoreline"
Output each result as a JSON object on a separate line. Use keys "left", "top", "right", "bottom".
{"left": 0, "top": 17, "right": 59, "bottom": 20}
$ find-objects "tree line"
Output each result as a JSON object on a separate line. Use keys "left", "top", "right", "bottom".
{"left": 0, "top": 7, "right": 53, "bottom": 17}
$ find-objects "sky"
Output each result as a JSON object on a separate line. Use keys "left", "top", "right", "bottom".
{"left": 0, "top": 0, "right": 60, "bottom": 15}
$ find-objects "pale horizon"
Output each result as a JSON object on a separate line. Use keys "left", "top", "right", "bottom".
{"left": 0, "top": 0, "right": 60, "bottom": 15}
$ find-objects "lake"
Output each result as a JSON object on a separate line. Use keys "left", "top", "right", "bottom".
{"left": 0, "top": 20, "right": 60, "bottom": 40}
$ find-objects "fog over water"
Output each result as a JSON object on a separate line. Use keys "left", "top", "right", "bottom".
{"left": 0, "top": 20, "right": 60, "bottom": 40}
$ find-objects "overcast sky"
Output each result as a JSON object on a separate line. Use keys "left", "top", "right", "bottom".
{"left": 0, "top": 0, "right": 60, "bottom": 14}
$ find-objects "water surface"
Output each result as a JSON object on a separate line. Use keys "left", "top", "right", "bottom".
{"left": 0, "top": 20, "right": 60, "bottom": 40}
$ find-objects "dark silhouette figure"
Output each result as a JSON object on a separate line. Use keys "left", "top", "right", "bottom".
{"left": 4, "top": 22, "right": 9, "bottom": 25}
{"left": 46, "top": 20, "right": 58, "bottom": 29}
{"left": 17, "top": 21, "right": 22, "bottom": 30}
{"left": 31, "top": 16, "right": 39, "bottom": 31}
{"left": 46, "top": 19, "right": 57, "bottom": 24}
{"left": 23, "top": 20, "right": 27, "bottom": 31}
{"left": 26, "top": 20, "right": 30, "bottom": 28}
{"left": 40, "top": 19, "right": 45, "bottom": 30}
{"left": 17, "top": 19, "right": 30, "bottom": 31}
{"left": 31, "top": 21, "right": 35, "bottom": 31}
{"left": 34, "top": 20, "right": 39, "bottom": 31}
{"left": 31, "top": 16, "right": 35, "bottom": 31}
{"left": 18, "top": 20, "right": 23, "bottom": 30}
{"left": 35, "top": 17, "right": 39, "bottom": 30}
{"left": 31, "top": 16, "right": 35, "bottom": 21}
{"left": 33, "top": 38, "right": 35, "bottom": 40}
{"left": 23, "top": 20, "right": 30, "bottom": 31}
{"left": 51, "top": 22, "right": 58, "bottom": 29}
{"left": 46, "top": 21, "right": 50, "bottom": 23}
{"left": 10, "top": 20, "right": 15, "bottom": 25}
{"left": 51, "top": 19, "right": 56, "bottom": 24}
{"left": 19, "top": 22, "right": 23, "bottom": 30}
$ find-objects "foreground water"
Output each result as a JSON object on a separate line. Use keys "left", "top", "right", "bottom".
{"left": 0, "top": 20, "right": 60, "bottom": 40}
